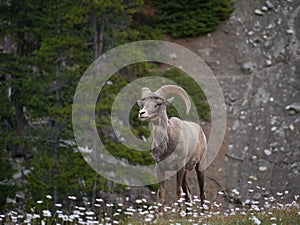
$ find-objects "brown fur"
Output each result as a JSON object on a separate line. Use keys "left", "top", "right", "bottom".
{"left": 138, "top": 87, "right": 207, "bottom": 212}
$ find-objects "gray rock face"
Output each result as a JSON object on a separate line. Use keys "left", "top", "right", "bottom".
{"left": 209, "top": 0, "right": 300, "bottom": 205}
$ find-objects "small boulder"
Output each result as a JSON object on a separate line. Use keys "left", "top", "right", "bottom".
{"left": 241, "top": 62, "right": 257, "bottom": 74}
{"left": 254, "top": 9, "right": 264, "bottom": 16}
{"left": 259, "top": 166, "right": 268, "bottom": 172}
{"left": 264, "top": 149, "right": 272, "bottom": 156}
{"left": 266, "top": 59, "right": 272, "bottom": 66}
{"left": 285, "top": 103, "right": 300, "bottom": 114}
{"left": 286, "top": 29, "right": 294, "bottom": 35}
{"left": 265, "top": 1, "right": 274, "bottom": 10}
{"left": 261, "top": 6, "right": 268, "bottom": 12}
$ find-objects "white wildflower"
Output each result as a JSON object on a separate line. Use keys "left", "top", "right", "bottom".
{"left": 46, "top": 195, "right": 52, "bottom": 199}
{"left": 33, "top": 214, "right": 40, "bottom": 219}
{"left": 42, "top": 210, "right": 51, "bottom": 217}
{"left": 203, "top": 204, "right": 209, "bottom": 210}
{"left": 106, "top": 203, "right": 114, "bottom": 207}
{"left": 126, "top": 207, "right": 136, "bottom": 212}
{"left": 145, "top": 217, "right": 152, "bottom": 222}
{"left": 85, "top": 211, "right": 95, "bottom": 216}
{"left": 113, "top": 212, "right": 120, "bottom": 217}
{"left": 68, "top": 195, "right": 77, "bottom": 200}
{"left": 135, "top": 199, "right": 142, "bottom": 204}
{"left": 85, "top": 216, "right": 94, "bottom": 220}
{"left": 251, "top": 215, "right": 261, "bottom": 225}
{"left": 26, "top": 213, "right": 33, "bottom": 221}
{"left": 124, "top": 211, "right": 133, "bottom": 216}
{"left": 232, "top": 188, "right": 240, "bottom": 195}
{"left": 73, "top": 210, "right": 80, "bottom": 215}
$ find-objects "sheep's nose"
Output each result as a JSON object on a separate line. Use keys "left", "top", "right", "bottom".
{"left": 139, "top": 110, "right": 146, "bottom": 117}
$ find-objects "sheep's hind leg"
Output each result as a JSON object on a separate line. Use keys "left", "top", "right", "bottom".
{"left": 196, "top": 162, "right": 205, "bottom": 206}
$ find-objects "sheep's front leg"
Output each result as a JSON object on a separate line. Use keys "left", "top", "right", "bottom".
{"left": 182, "top": 171, "right": 192, "bottom": 203}
{"left": 176, "top": 168, "right": 185, "bottom": 209}
{"left": 156, "top": 165, "right": 165, "bottom": 213}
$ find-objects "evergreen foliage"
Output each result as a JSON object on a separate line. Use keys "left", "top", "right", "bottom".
{"left": 0, "top": 149, "right": 17, "bottom": 212}
{"left": 151, "top": 0, "right": 234, "bottom": 38}
{"left": 0, "top": 0, "right": 149, "bottom": 212}
{"left": 0, "top": 0, "right": 210, "bottom": 212}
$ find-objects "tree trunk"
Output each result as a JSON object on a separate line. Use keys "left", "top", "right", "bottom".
{"left": 53, "top": 0, "right": 62, "bottom": 204}
{"left": 91, "top": 177, "right": 97, "bottom": 210}
{"left": 98, "top": 13, "right": 105, "bottom": 56}
{"left": 12, "top": 0, "right": 26, "bottom": 158}
{"left": 92, "top": 5, "right": 99, "bottom": 59}
{"left": 90, "top": 2, "right": 107, "bottom": 207}
{"left": 13, "top": 104, "right": 26, "bottom": 158}
{"left": 91, "top": 5, "right": 105, "bottom": 59}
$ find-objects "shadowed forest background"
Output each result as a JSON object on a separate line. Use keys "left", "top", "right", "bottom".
{"left": 0, "top": 0, "right": 233, "bottom": 212}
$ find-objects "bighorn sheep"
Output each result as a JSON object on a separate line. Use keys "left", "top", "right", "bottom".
{"left": 137, "top": 85, "right": 207, "bottom": 210}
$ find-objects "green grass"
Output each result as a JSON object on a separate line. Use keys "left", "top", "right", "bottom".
{"left": 1, "top": 195, "right": 299, "bottom": 225}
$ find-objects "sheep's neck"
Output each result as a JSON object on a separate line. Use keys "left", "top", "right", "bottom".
{"left": 152, "top": 112, "right": 169, "bottom": 153}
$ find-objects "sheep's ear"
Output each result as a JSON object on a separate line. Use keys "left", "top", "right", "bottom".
{"left": 166, "top": 97, "right": 174, "bottom": 106}
{"left": 137, "top": 99, "right": 144, "bottom": 107}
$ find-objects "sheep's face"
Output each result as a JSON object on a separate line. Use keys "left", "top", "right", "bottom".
{"left": 137, "top": 97, "right": 173, "bottom": 121}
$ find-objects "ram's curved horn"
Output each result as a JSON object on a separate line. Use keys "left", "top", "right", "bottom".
{"left": 141, "top": 87, "right": 152, "bottom": 98}
{"left": 155, "top": 85, "right": 191, "bottom": 114}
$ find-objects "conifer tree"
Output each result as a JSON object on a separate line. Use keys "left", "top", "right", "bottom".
{"left": 152, "top": 0, "right": 234, "bottom": 38}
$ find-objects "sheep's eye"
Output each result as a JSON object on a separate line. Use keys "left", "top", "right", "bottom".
{"left": 137, "top": 100, "right": 144, "bottom": 108}
{"left": 155, "top": 103, "right": 162, "bottom": 108}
